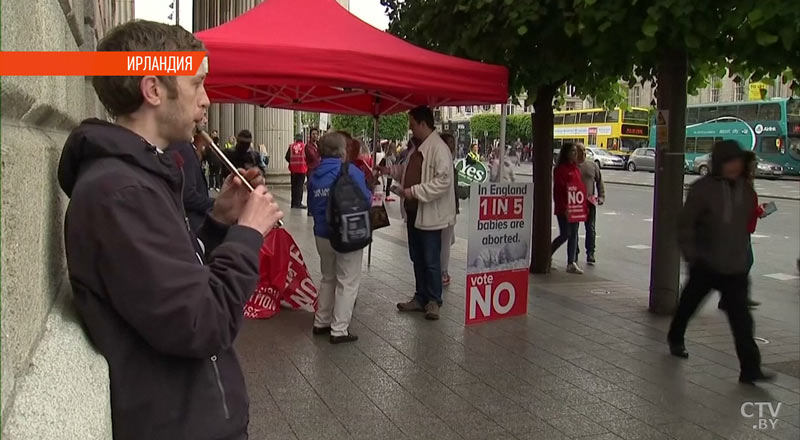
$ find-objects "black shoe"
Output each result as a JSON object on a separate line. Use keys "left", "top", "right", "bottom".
{"left": 298, "top": 204, "right": 307, "bottom": 209}
{"left": 291, "top": 205, "right": 302, "bottom": 209}
{"left": 312, "top": 326, "right": 331, "bottom": 335}
{"left": 747, "top": 299, "right": 760, "bottom": 307}
{"left": 330, "top": 333, "right": 358, "bottom": 344}
{"left": 739, "top": 371, "right": 776, "bottom": 385}
{"left": 307, "top": 210, "right": 313, "bottom": 217}
{"left": 587, "top": 253, "right": 596, "bottom": 265}
{"left": 669, "top": 343, "right": 689, "bottom": 358}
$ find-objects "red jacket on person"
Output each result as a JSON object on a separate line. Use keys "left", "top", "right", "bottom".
{"left": 288, "top": 141, "right": 308, "bottom": 174}
{"left": 748, "top": 194, "right": 764, "bottom": 234}
{"left": 553, "top": 162, "right": 587, "bottom": 216}
{"left": 305, "top": 141, "right": 321, "bottom": 172}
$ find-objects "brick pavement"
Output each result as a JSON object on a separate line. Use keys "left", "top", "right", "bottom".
{"left": 235, "top": 189, "right": 800, "bottom": 440}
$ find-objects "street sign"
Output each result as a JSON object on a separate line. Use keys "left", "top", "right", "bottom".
{"left": 656, "top": 110, "right": 669, "bottom": 149}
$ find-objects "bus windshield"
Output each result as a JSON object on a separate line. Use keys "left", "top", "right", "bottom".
{"left": 788, "top": 99, "right": 800, "bottom": 117}
{"left": 623, "top": 109, "right": 649, "bottom": 124}
{"left": 789, "top": 136, "right": 800, "bottom": 161}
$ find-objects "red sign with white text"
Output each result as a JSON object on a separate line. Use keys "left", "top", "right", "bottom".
{"left": 566, "top": 185, "right": 587, "bottom": 223}
{"left": 479, "top": 196, "right": 524, "bottom": 221}
{"left": 465, "top": 269, "right": 528, "bottom": 325}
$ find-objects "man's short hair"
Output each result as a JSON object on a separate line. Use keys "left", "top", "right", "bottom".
{"left": 320, "top": 132, "right": 347, "bottom": 158}
{"left": 211, "top": 129, "right": 218, "bottom": 135}
{"left": 92, "top": 20, "right": 205, "bottom": 117}
{"left": 409, "top": 106, "right": 435, "bottom": 129}
{"left": 310, "top": 127, "right": 320, "bottom": 134}
{"left": 237, "top": 130, "right": 252, "bottom": 143}
{"left": 295, "top": 133, "right": 304, "bottom": 142}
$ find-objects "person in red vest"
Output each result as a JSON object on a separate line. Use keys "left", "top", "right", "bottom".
{"left": 285, "top": 133, "right": 308, "bottom": 209}
{"left": 551, "top": 142, "right": 588, "bottom": 274}
{"left": 305, "top": 128, "right": 322, "bottom": 215}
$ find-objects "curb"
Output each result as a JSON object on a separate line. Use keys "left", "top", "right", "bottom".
{"left": 515, "top": 172, "right": 800, "bottom": 201}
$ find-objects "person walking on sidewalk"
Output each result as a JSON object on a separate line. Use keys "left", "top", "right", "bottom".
{"left": 381, "top": 142, "right": 398, "bottom": 201}
{"left": 286, "top": 133, "right": 308, "bottom": 209}
{"left": 439, "top": 133, "right": 459, "bottom": 287}
{"left": 308, "top": 132, "right": 371, "bottom": 344}
{"left": 380, "top": 106, "right": 456, "bottom": 320}
{"left": 719, "top": 150, "right": 766, "bottom": 310}
{"left": 575, "top": 143, "right": 605, "bottom": 265}
{"left": 57, "top": 20, "right": 284, "bottom": 440}
{"left": 668, "top": 140, "right": 773, "bottom": 385}
{"left": 551, "top": 143, "right": 587, "bottom": 274}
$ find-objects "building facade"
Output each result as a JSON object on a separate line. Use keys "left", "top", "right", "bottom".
{"left": 1, "top": 2, "right": 135, "bottom": 438}
{"left": 193, "top": 0, "right": 296, "bottom": 182}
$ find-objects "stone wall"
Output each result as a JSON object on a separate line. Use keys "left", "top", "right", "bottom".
{"left": 1, "top": 0, "right": 117, "bottom": 438}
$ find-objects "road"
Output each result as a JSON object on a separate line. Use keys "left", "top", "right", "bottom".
{"left": 382, "top": 171, "right": 800, "bottom": 328}
{"left": 510, "top": 162, "right": 800, "bottom": 200}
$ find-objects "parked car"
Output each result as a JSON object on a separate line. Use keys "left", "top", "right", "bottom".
{"left": 586, "top": 147, "right": 625, "bottom": 169}
{"left": 626, "top": 147, "right": 656, "bottom": 172}
{"left": 694, "top": 153, "right": 784, "bottom": 179}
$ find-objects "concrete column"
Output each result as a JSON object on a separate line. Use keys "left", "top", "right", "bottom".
{"left": 208, "top": 104, "right": 220, "bottom": 133}
{"left": 219, "top": 103, "right": 235, "bottom": 141}
{"left": 234, "top": 104, "right": 254, "bottom": 136}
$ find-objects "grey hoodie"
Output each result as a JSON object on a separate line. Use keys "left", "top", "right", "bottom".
{"left": 677, "top": 140, "right": 755, "bottom": 274}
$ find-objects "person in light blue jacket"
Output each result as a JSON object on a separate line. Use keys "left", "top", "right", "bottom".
{"left": 308, "top": 131, "right": 371, "bottom": 344}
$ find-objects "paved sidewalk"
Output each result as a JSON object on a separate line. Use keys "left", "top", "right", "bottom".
{"left": 235, "top": 190, "right": 800, "bottom": 440}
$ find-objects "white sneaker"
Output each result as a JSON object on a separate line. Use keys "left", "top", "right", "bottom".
{"left": 566, "top": 263, "right": 584, "bottom": 274}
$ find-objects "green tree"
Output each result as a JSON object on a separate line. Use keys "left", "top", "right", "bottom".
{"left": 382, "top": 0, "right": 629, "bottom": 276}
{"left": 469, "top": 113, "right": 500, "bottom": 142}
{"left": 572, "top": 0, "right": 798, "bottom": 313}
{"left": 383, "top": 0, "right": 798, "bottom": 309}
{"left": 330, "top": 113, "right": 409, "bottom": 142}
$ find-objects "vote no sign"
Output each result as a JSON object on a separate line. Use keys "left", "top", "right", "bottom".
{"left": 465, "top": 183, "right": 533, "bottom": 325}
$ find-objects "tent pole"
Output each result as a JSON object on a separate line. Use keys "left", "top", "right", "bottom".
{"left": 368, "top": 114, "right": 380, "bottom": 268}
{"left": 499, "top": 102, "right": 508, "bottom": 181}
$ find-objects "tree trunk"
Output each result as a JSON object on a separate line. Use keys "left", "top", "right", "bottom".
{"left": 649, "top": 47, "right": 688, "bottom": 314}
{"left": 530, "top": 84, "right": 558, "bottom": 274}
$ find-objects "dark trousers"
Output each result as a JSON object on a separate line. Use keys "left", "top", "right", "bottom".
{"left": 551, "top": 214, "right": 579, "bottom": 265}
{"left": 406, "top": 210, "right": 443, "bottom": 306}
{"left": 208, "top": 168, "right": 221, "bottom": 189}
{"left": 385, "top": 178, "right": 394, "bottom": 193}
{"left": 290, "top": 173, "right": 305, "bottom": 207}
{"left": 668, "top": 263, "right": 762, "bottom": 377}
{"left": 575, "top": 204, "right": 597, "bottom": 260}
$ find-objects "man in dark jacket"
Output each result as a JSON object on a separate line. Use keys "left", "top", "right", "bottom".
{"left": 668, "top": 140, "right": 772, "bottom": 385}
{"left": 58, "top": 21, "right": 283, "bottom": 439}
{"left": 172, "top": 128, "right": 215, "bottom": 231}
{"left": 224, "top": 129, "right": 263, "bottom": 179}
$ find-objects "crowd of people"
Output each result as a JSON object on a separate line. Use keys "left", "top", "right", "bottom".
{"left": 54, "top": 18, "right": 780, "bottom": 440}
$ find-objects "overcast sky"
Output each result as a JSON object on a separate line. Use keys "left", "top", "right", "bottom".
{"left": 135, "top": 0, "right": 389, "bottom": 31}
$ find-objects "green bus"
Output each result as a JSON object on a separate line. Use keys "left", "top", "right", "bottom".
{"left": 649, "top": 98, "right": 800, "bottom": 175}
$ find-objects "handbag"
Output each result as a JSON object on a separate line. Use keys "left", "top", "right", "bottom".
{"left": 369, "top": 192, "right": 390, "bottom": 231}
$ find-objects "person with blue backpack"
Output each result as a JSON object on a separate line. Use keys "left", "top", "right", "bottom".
{"left": 308, "top": 131, "right": 372, "bottom": 344}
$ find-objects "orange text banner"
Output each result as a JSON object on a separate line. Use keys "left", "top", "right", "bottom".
{"left": 0, "top": 52, "right": 206, "bottom": 76}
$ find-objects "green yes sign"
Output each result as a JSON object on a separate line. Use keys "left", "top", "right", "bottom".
{"left": 455, "top": 158, "right": 488, "bottom": 186}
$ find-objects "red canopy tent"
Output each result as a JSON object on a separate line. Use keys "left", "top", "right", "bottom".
{"left": 194, "top": 0, "right": 508, "bottom": 116}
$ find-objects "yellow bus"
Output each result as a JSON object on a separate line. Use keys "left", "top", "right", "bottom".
{"left": 552, "top": 107, "right": 651, "bottom": 158}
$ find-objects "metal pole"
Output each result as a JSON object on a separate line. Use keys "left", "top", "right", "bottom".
{"left": 499, "top": 102, "right": 508, "bottom": 181}
{"left": 368, "top": 114, "right": 380, "bottom": 268}
{"left": 175, "top": 0, "right": 180, "bottom": 27}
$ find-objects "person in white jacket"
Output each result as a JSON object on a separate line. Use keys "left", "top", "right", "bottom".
{"left": 378, "top": 106, "right": 456, "bottom": 320}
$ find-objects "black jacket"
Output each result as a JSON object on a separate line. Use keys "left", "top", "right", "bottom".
{"left": 58, "top": 119, "right": 262, "bottom": 440}
{"left": 172, "top": 141, "right": 214, "bottom": 232}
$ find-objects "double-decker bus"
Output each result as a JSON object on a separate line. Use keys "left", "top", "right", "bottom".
{"left": 649, "top": 98, "right": 800, "bottom": 175}
{"left": 553, "top": 107, "right": 651, "bottom": 158}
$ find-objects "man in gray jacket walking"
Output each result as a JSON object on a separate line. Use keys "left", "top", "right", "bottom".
{"left": 575, "top": 143, "right": 605, "bottom": 264}
{"left": 667, "top": 140, "right": 772, "bottom": 385}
